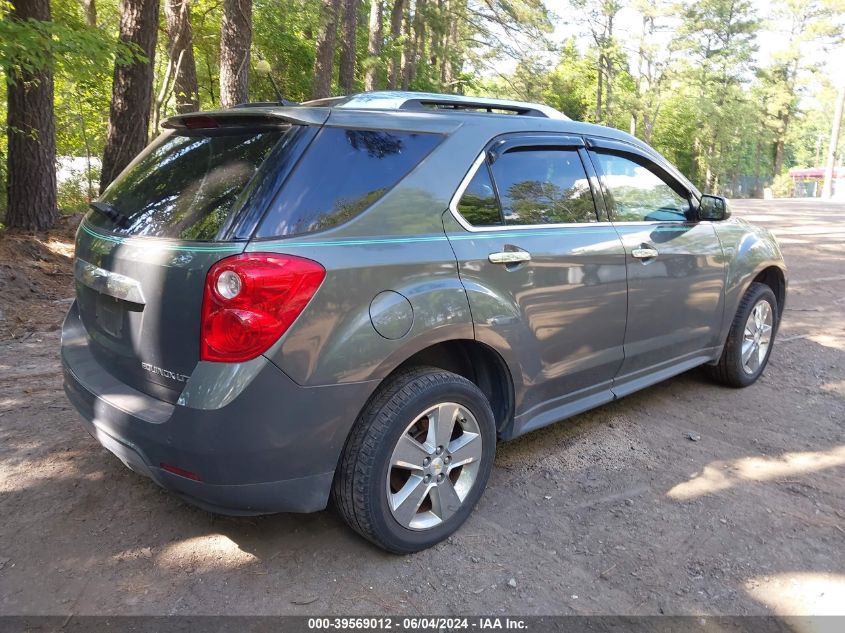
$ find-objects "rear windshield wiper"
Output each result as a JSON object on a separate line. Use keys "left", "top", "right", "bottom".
{"left": 89, "top": 201, "right": 131, "bottom": 228}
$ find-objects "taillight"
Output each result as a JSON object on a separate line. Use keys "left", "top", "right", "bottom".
{"left": 200, "top": 253, "right": 325, "bottom": 363}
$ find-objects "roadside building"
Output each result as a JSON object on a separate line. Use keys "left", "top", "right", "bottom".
{"left": 788, "top": 166, "right": 845, "bottom": 198}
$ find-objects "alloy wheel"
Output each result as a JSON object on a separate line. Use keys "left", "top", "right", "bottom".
{"left": 741, "top": 299, "right": 773, "bottom": 375}
{"left": 385, "top": 402, "right": 482, "bottom": 530}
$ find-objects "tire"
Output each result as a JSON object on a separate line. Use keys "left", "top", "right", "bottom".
{"left": 332, "top": 366, "right": 496, "bottom": 553}
{"left": 706, "top": 282, "right": 778, "bottom": 388}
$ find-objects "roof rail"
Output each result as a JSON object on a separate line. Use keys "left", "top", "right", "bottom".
{"left": 398, "top": 97, "right": 547, "bottom": 118}
{"left": 300, "top": 91, "right": 569, "bottom": 120}
{"left": 232, "top": 99, "right": 299, "bottom": 108}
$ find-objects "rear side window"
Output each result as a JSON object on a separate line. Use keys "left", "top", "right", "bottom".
{"left": 457, "top": 162, "right": 502, "bottom": 226}
{"left": 91, "top": 129, "right": 284, "bottom": 240}
{"left": 255, "top": 127, "right": 442, "bottom": 238}
{"left": 490, "top": 148, "right": 598, "bottom": 225}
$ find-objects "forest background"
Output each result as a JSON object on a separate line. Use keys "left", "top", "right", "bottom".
{"left": 2, "top": 0, "right": 844, "bottom": 230}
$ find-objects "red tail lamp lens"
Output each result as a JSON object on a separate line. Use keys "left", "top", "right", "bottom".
{"left": 200, "top": 253, "right": 326, "bottom": 363}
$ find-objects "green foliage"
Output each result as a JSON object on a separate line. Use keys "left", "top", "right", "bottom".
{"left": 251, "top": 0, "right": 322, "bottom": 102}
{"left": 57, "top": 171, "right": 94, "bottom": 213}
{"left": 1, "top": 0, "right": 137, "bottom": 80}
{"left": 771, "top": 173, "right": 795, "bottom": 197}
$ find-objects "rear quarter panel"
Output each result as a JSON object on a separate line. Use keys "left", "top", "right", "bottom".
{"left": 253, "top": 232, "right": 473, "bottom": 386}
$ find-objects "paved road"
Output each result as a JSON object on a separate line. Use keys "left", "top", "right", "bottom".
{"left": 0, "top": 199, "right": 843, "bottom": 616}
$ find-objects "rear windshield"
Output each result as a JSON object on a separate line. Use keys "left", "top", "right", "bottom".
{"left": 255, "top": 127, "right": 443, "bottom": 238}
{"left": 89, "top": 129, "right": 284, "bottom": 240}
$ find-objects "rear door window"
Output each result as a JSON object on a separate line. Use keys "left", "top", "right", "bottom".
{"left": 490, "top": 148, "right": 598, "bottom": 225}
{"left": 255, "top": 127, "right": 443, "bottom": 238}
{"left": 91, "top": 129, "right": 285, "bottom": 240}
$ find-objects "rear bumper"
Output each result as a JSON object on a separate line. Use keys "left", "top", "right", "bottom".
{"left": 61, "top": 302, "right": 377, "bottom": 515}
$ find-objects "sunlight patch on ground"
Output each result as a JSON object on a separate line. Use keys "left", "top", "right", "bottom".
{"left": 667, "top": 446, "right": 845, "bottom": 500}
{"left": 41, "top": 237, "right": 75, "bottom": 259}
{"left": 153, "top": 534, "right": 259, "bottom": 573}
{"left": 746, "top": 573, "right": 845, "bottom": 620}
{"left": 821, "top": 379, "right": 845, "bottom": 397}
{"left": 806, "top": 333, "right": 845, "bottom": 352}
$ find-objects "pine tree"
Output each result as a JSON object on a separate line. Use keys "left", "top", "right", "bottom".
{"left": 6, "top": 0, "right": 57, "bottom": 230}
{"left": 99, "top": 0, "right": 159, "bottom": 192}
{"left": 220, "top": 0, "right": 252, "bottom": 107}
{"left": 313, "top": 0, "right": 341, "bottom": 98}
{"left": 165, "top": 0, "right": 199, "bottom": 113}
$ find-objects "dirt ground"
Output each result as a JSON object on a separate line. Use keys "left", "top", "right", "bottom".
{"left": 0, "top": 200, "right": 842, "bottom": 617}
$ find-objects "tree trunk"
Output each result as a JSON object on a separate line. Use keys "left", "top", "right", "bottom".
{"left": 642, "top": 103, "right": 659, "bottom": 144}
{"left": 603, "top": 14, "right": 614, "bottom": 126}
{"left": 400, "top": 0, "right": 418, "bottom": 90}
{"left": 704, "top": 137, "right": 717, "bottom": 193}
{"left": 408, "top": 0, "right": 425, "bottom": 87}
{"left": 99, "top": 0, "right": 159, "bottom": 193}
{"left": 429, "top": 0, "right": 443, "bottom": 72}
{"left": 203, "top": 48, "right": 216, "bottom": 105}
{"left": 630, "top": 14, "right": 647, "bottom": 137}
{"left": 5, "top": 0, "right": 57, "bottom": 230}
{"left": 821, "top": 72, "right": 845, "bottom": 199}
{"left": 339, "top": 0, "right": 359, "bottom": 93}
{"left": 219, "top": 0, "right": 252, "bottom": 107}
{"left": 312, "top": 0, "right": 341, "bottom": 98}
{"left": 363, "top": 0, "right": 383, "bottom": 91}
{"left": 772, "top": 136, "right": 786, "bottom": 178}
{"left": 594, "top": 53, "right": 603, "bottom": 123}
{"left": 386, "top": 0, "right": 405, "bottom": 89}
{"left": 165, "top": 0, "right": 199, "bottom": 113}
{"left": 79, "top": 0, "right": 96, "bottom": 25}
{"left": 440, "top": 0, "right": 460, "bottom": 91}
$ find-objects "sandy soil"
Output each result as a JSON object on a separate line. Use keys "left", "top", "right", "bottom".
{"left": 0, "top": 200, "right": 842, "bottom": 616}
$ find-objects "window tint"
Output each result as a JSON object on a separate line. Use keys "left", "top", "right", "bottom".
{"left": 256, "top": 127, "right": 442, "bottom": 238}
{"left": 592, "top": 152, "right": 690, "bottom": 222}
{"left": 91, "top": 129, "right": 284, "bottom": 240}
{"left": 456, "top": 162, "right": 502, "bottom": 226}
{"left": 490, "top": 149, "right": 597, "bottom": 225}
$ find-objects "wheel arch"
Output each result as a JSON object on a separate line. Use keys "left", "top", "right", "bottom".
{"left": 750, "top": 265, "right": 786, "bottom": 318}
{"left": 387, "top": 339, "right": 515, "bottom": 435}
{"left": 357, "top": 338, "right": 515, "bottom": 438}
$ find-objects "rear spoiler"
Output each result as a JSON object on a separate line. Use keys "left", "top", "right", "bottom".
{"left": 162, "top": 107, "right": 330, "bottom": 130}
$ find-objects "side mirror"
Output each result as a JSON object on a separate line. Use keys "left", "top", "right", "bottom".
{"left": 698, "top": 194, "right": 731, "bottom": 221}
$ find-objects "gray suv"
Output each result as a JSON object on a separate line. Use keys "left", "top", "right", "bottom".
{"left": 62, "top": 91, "right": 787, "bottom": 553}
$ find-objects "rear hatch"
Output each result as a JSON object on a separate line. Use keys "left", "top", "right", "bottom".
{"left": 74, "top": 116, "right": 310, "bottom": 403}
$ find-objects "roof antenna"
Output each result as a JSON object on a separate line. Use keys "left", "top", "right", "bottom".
{"left": 256, "top": 58, "right": 295, "bottom": 105}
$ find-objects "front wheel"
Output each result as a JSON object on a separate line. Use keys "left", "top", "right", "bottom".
{"left": 706, "top": 282, "right": 778, "bottom": 388}
{"left": 332, "top": 367, "right": 496, "bottom": 553}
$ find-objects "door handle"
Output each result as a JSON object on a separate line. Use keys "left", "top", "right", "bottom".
{"left": 489, "top": 251, "right": 532, "bottom": 264}
{"left": 631, "top": 247, "right": 659, "bottom": 259}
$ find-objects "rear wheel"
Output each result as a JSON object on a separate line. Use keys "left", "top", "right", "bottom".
{"left": 332, "top": 367, "right": 496, "bottom": 553}
{"left": 706, "top": 282, "right": 778, "bottom": 388}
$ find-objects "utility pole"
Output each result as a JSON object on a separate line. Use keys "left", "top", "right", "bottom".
{"left": 821, "top": 72, "right": 845, "bottom": 199}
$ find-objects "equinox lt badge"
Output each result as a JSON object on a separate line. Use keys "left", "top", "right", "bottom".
{"left": 141, "top": 362, "right": 190, "bottom": 383}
